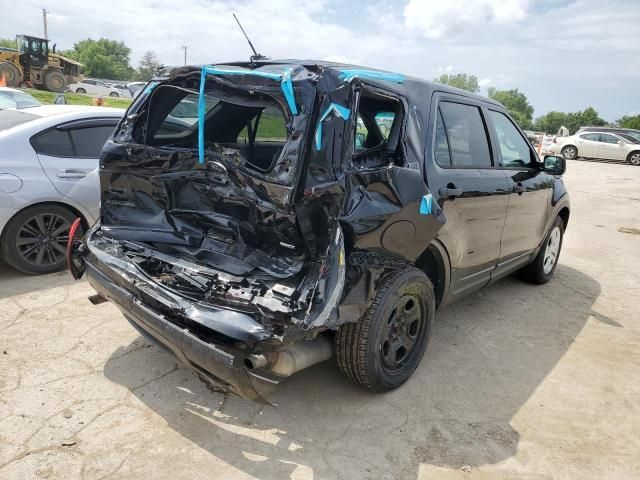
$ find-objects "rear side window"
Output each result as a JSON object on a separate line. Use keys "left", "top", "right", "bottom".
{"left": 32, "top": 124, "right": 116, "bottom": 158}
{"left": 434, "top": 109, "right": 451, "bottom": 167}
{"left": 31, "top": 129, "right": 74, "bottom": 157}
{"left": 488, "top": 110, "right": 535, "bottom": 168}
{"left": 580, "top": 133, "right": 599, "bottom": 141}
{"left": 438, "top": 102, "right": 492, "bottom": 168}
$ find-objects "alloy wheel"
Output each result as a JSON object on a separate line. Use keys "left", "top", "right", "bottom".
{"left": 629, "top": 153, "right": 640, "bottom": 166}
{"left": 379, "top": 294, "right": 424, "bottom": 374}
{"left": 543, "top": 226, "right": 561, "bottom": 275}
{"left": 16, "top": 213, "right": 71, "bottom": 269}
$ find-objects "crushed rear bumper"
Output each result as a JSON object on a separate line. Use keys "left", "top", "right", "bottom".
{"left": 84, "top": 247, "right": 281, "bottom": 403}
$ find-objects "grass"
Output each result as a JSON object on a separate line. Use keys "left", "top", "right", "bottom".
{"left": 20, "top": 88, "right": 132, "bottom": 109}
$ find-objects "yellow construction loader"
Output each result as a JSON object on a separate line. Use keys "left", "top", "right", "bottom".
{"left": 0, "top": 34, "right": 82, "bottom": 93}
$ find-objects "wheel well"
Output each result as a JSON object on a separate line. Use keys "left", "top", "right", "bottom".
{"left": 558, "top": 207, "right": 570, "bottom": 230}
{"left": 627, "top": 150, "right": 640, "bottom": 159}
{"left": 1, "top": 201, "right": 89, "bottom": 240}
{"left": 561, "top": 144, "right": 576, "bottom": 152}
{"left": 415, "top": 243, "right": 447, "bottom": 308}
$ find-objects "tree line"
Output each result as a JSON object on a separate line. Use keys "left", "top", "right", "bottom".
{"left": 434, "top": 73, "right": 638, "bottom": 134}
{"left": 0, "top": 37, "right": 162, "bottom": 82}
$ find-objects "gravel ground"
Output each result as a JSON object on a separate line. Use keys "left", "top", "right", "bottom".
{"left": 1, "top": 159, "right": 639, "bottom": 480}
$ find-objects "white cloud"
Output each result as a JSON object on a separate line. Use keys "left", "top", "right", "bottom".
{"left": 478, "top": 77, "right": 492, "bottom": 87}
{"left": 404, "top": 0, "right": 531, "bottom": 39}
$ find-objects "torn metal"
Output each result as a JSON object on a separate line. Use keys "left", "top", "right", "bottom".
{"left": 74, "top": 60, "right": 445, "bottom": 401}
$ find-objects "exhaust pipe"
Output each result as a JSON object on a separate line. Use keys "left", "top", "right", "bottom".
{"left": 244, "top": 335, "right": 334, "bottom": 377}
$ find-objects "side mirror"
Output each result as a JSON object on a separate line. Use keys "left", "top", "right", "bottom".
{"left": 543, "top": 155, "right": 566, "bottom": 175}
{"left": 618, "top": 140, "right": 625, "bottom": 146}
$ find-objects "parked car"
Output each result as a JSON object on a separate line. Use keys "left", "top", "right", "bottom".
{"left": 108, "top": 83, "right": 133, "bottom": 99}
{"left": 69, "top": 61, "right": 569, "bottom": 402}
{"left": 67, "top": 79, "right": 126, "bottom": 98}
{"left": 578, "top": 126, "right": 640, "bottom": 142}
{"left": 0, "top": 105, "right": 124, "bottom": 274}
{"left": 549, "top": 131, "right": 640, "bottom": 165}
{"left": 0, "top": 87, "right": 41, "bottom": 110}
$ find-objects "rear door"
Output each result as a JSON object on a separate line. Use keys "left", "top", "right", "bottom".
{"left": 424, "top": 95, "right": 509, "bottom": 296}
{"left": 575, "top": 133, "right": 600, "bottom": 157}
{"left": 486, "top": 109, "right": 552, "bottom": 275}
{"left": 31, "top": 118, "right": 118, "bottom": 220}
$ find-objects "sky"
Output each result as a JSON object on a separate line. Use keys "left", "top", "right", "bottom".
{"left": 2, "top": 0, "right": 639, "bottom": 121}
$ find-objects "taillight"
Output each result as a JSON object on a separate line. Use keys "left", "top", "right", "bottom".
{"left": 66, "top": 218, "right": 85, "bottom": 280}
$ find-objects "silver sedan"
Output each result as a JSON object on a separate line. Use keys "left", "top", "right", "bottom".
{"left": 0, "top": 105, "right": 124, "bottom": 274}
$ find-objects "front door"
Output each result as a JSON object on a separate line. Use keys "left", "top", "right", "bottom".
{"left": 32, "top": 118, "right": 119, "bottom": 221}
{"left": 425, "top": 96, "right": 510, "bottom": 296}
{"left": 597, "top": 133, "right": 627, "bottom": 160}
{"left": 487, "top": 109, "right": 552, "bottom": 275}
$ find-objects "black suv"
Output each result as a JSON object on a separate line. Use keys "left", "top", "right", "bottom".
{"left": 69, "top": 61, "right": 570, "bottom": 402}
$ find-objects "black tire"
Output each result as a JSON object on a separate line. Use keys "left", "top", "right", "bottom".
{"left": 0, "top": 61, "right": 21, "bottom": 88}
{"left": 109, "top": 92, "right": 119, "bottom": 98}
{"left": 335, "top": 268, "right": 435, "bottom": 392}
{"left": 627, "top": 151, "right": 640, "bottom": 166}
{"left": 44, "top": 70, "right": 67, "bottom": 93}
{"left": 76, "top": 88, "right": 86, "bottom": 94}
{"left": 519, "top": 216, "right": 564, "bottom": 284}
{"left": 561, "top": 145, "right": 578, "bottom": 160}
{"left": 1, "top": 205, "right": 79, "bottom": 275}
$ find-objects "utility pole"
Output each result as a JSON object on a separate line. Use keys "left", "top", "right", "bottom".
{"left": 181, "top": 45, "right": 187, "bottom": 66}
{"left": 42, "top": 9, "right": 49, "bottom": 39}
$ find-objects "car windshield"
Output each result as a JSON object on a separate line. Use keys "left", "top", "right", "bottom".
{"left": 623, "top": 131, "right": 640, "bottom": 142}
{"left": 0, "top": 90, "right": 42, "bottom": 110}
{"left": 618, "top": 133, "right": 640, "bottom": 144}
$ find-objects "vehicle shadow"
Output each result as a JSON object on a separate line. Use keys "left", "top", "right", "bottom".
{"left": 103, "top": 264, "right": 601, "bottom": 478}
{"left": 0, "top": 261, "right": 76, "bottom": 299}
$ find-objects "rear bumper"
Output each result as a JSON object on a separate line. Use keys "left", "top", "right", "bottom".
{"left": 83, "top": 243, "right": 282, "bottom": 402}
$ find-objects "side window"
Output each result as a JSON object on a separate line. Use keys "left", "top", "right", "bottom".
{"left": 355, "top": 114, "right": 368, "bottom": 150}
{"left": 488, "top": 110, "right": 535, "bottom": 168}
{"left": 31, "top": 129, "right": 74, "bottom": 157}
{"left": 434, "top": 108, "right": 451, "bottom": 167}
{"left": 154, "top": 93, "right": 218, "bottom": 137}
{"left": 254, "top": 107, "right": 287, "bottom": 142}
{"left": 69, "top": 125, "right": 117, "bottom": 158}
{"left": 580, "top": 133, "right": 599, "bottom": 141}
{"left": 439, "top": 101, "right": 492, "bottom": 168}
{"left": 374, "top": 112, "right": 395, "bottom": 140}
{"left": 599, "top": 134, "right": 619, "bottom": 144}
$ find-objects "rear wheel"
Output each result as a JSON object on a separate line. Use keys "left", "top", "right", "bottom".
{"left": 335, "top": 268, "right": 435, "bottom": 392}
{"left": 519, "top": 216, "right": 564, "bottom": 284}
{"left": 0, "top": 62, "right": 21, "bottom": 87}
{"left": 75, "top": 88, "right": 86, "bottom": 94}
{"left": 627, "top": 151, "right": 640, "bottom": 166}
{"left": 561, "top": 146, "right": 578, "bottom": 160}
{"left": 109, "top": 91, "right": 119, "bottom": 98}
{"left": 1, "top": 205, "right": 79, "bottom": 275}
{"left": 44, "top": 70, "right": 67, "bottom": 93}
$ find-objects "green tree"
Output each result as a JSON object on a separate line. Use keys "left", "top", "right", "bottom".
{"left": 63, "top": 38, "right": 134, "bottom": 80}
{"left": 488, "top": 88, "right": 534, "bottom": 129}
{"left": 617, "top": 115, "right": 640, "bottom": 130}
{"left": 0, "top": 37, "right": 17, "bottom": 49}
{"left": 135, "top": 51, "right": 162, "bottom": 82}
{"left": 534, "top": 107, "right": 606, "bottom": 134}
{"left": 433, "top": 73, "right": 480, "bottom": 93}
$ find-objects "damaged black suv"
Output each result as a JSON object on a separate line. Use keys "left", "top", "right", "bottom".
{"left": 69, "top": 60, "right": 569, "bottom": 402}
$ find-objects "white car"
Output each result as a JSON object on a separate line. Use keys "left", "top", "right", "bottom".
{"left": 68, "top": 79, "right": 128, "bottom": 98}
{"left": 0, "top": 105, "right": 124, "bottom": 274}
{"left": 0, "top": 87, "right": 41, "bottom": 110}
{"left": 549, "top": 131, "right": 640, "bottom": 166}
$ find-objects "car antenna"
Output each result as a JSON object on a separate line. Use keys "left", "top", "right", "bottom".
{"left": 233, "top": 13, "right": 268, "bottom": 63}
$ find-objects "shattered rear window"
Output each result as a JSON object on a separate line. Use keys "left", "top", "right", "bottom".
{"left": 137, "top": 84, "right": 289, "bottom": 173}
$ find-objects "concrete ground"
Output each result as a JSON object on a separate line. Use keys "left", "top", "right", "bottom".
{"left": 1, "top": 160, "right": 639, "bottom": 480}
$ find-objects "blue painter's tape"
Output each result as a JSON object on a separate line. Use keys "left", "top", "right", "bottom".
{"left": 198, "top": 67, "right": 206, "bottom": 165}
{"left": 338, "top": 69, "right": 405, "bottom": 83}
{"left": 315, "top": 103, "right": 351, "bottom": 150}
{"left": 420, "top": 194, "right": 433, "bottom": 215}
{"left": 280, "top": 68, "right": 298, "bottom": 115}
{"left": 142, "top": 81, "right": 158, "bottom": 96}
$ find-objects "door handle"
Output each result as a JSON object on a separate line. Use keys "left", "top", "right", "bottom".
{"left": 513, "top": 183, "right": 526, "bottom": 194}
{"left": 439, "top": 186, "right": 463, "bottom": 199}
{"left": 57, "top": 170, "right": 87, "bottom": 179}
